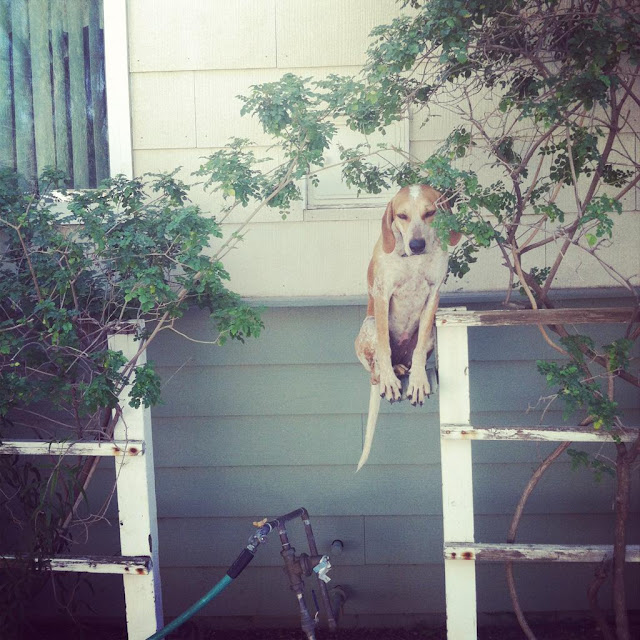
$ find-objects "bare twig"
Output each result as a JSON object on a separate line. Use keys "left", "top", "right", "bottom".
{"left": 505, "top": 440, "right": 573, "bottom": 640}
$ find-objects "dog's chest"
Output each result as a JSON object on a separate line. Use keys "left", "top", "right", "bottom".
{"left": 383, "top": 254, "right": 442, "bottom": 336}
{"left": 388, "top": 272, "right": 431, "bottom": 335}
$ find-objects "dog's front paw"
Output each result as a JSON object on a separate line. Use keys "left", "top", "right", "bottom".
{"left": 407, "top": 370, "right": 431, "bottom": 406}
{"left": 379, "top": 369, "right": 402, "bottom": 402}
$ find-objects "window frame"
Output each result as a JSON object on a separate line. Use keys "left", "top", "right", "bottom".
{"left": 304, "top": 116, "right": 410, "bottom": 221}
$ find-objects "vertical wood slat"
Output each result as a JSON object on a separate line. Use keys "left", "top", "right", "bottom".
{"left": 10, "top": 0, "right": 36, "bottom": 186}
{"left": 438, "top": 314, "right": 477, "bottom": 640}
{"left": 88, "top": 0, "right": 108, "bottom": 183}
{"left": 109, "top": 330, "right": 163, "bottom": 639}
{"left": 50, "top": 0, "right": 71, "bottom": 179}
{"left": 28, "top": 0, "right": 56, "bottom": 176}
{"left": 66, "top": 0, "right": 89, "bottom": 187}
{"left": 0, "top": 0, "right": 15, "bottom": 167}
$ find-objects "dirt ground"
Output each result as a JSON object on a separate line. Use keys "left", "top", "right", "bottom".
{"left": 193, "top": 621, "right": 637, "bottom": 640}
{"left": 29, "top": 617, "right": 640, "bottom": 640}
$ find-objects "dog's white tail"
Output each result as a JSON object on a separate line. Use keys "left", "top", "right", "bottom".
{"left": 356, "top": 383, "right": 381, "bottom": 472}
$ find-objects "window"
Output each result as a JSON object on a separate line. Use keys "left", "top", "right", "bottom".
{"left": 306, "top": 118, "right": 409, "bottom": 216}
{"left": 0, "top": 0, "right": 109, "bottom": 189}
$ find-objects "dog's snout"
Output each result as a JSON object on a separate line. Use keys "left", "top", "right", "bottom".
{"left": 409, "top": 238, "right": 426, "bottom": 254}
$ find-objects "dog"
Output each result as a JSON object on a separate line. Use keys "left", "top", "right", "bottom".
{"left": 354, "top": 184, "right": 461, "bottom": 471}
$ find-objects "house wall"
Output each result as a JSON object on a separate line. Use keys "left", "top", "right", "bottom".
{"left": 40, "top": 301, "right": 640, "bottom": 627}
{"left": 100, "top": 0, "right": 640, "bottom": 630}
{"left": 140, "top": 303, "right": 638, "bottom": 627}
{"left": 126, "top": 0, "right": 639, "bottom": 300}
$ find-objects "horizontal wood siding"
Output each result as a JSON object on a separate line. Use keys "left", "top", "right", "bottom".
{"left": 128, "top": 304, "right": 640, "bottom": 624}
{"left": 127, "top": 0, "right": 640, "bottom": 300}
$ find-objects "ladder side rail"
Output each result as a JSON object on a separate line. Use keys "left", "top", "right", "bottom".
{"left": 438, "top": 316, "right": 477, "bottom": 640}
{"left": 109, "top": 330, "right": 163, "bottom": 639}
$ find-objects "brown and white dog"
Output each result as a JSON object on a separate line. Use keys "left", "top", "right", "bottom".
{"left": 354, "top": 184, "right": 461, "bottom": 470}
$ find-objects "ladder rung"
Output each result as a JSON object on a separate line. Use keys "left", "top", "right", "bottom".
{"left": 441, "top": 424, "right": 637, "bottom": 443}
{"left": 444, "top": 542, "right": 640, "bottom": 563}
{"left": 0, "top": 439, "right": 145, "bottom": 457}
{"left": 0, "top": 553, "right": 152, "bottom": 574}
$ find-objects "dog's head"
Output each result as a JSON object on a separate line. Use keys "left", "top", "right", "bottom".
{"left": 381, "top": 184, "right": 461, "bottom": 255}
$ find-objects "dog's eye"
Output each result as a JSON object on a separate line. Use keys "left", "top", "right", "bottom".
{"left": 422, "top": 210, "right": 435, "bottom": 220}
{"left": 397, "top": 213, "right": 408, "bottom": 220}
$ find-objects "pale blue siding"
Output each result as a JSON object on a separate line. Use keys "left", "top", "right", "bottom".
{"left": 74, "top": 302, "right": 639, "bottom": 626}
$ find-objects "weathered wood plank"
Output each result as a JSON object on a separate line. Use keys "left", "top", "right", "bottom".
{"left": 29, "top": 0, "right": 56, "bottom": 175}
{"left": 0, "top": 0, "right": 14, "bottom": 165}
{"left": 11, "top": 0, "right": 37, "bottom": 185}
{"left": 436, "top": 307, "right": 638, "bottom": 328}
{"left": 67, "top": 0, "right": 90, "bottom": 187}
{"left": 88, "top": 0, "right": 109, "bottom": 182}
{"left": 0, "top": 553, "right": 151, "bottom": 574}
{"left": 51, "top": 0, "right": 72, "bottom": 177}
{"left": 441, "top": 425, "right": 638, "bottom": 443}
{"left": 0, "top": 439, "right": 145, "bottom": 457}
{"left": 445, "top": 542, "right": 640, "bottom": 563}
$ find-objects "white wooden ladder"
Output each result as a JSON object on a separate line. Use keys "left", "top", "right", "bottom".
{"left": 436, "top": 306, "right": 639, "bottom": 640}
{"left": 0, "top": 328, "right": 162, "bottom": 639}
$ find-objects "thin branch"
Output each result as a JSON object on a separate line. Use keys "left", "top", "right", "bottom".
{"left": 506, "top": 440, "right": 573, "bottom": 640}
{"left": 0, "top": 213, "right": 43, "bottom": 303}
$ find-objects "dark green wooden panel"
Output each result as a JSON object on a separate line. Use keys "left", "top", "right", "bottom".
{"left": 155, "top": 512, "right": 640, "bottom": 572}
{"left": 0, "top": 0, "right": 14, "bottom": 166}
{"left": 10, "top": 0, "right": 36, "bottom": 184}
{"left": 153, "top": 410, "right": 639, "bottom": 470}
{"left": 154, "top": 359, "right": 637, "bottom": 421}
{"left": 153, "top": 363, "right": 365, "bottom": 417}
{"left": 152, "top": 461, "right": 635, "bottom": 520}
{"left": 158, "top": 563, "right": 639, "bottom": 618}
{"left": 88, "top": 0, "right": 108, "bottom": 182}
{"left": 51, "top": 2, "right": 71, "bottom": 176}
{"left": 28, "top": 0, "right": 56, "bottom": 174}
{"left": 67, "top": 0, "right": 89, "bottom": 186}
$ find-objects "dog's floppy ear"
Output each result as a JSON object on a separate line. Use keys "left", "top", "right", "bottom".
{"left": 381, "top": 201, "right": 396, "bottom": 253}
{"left": 448, "top": 230, "right": 462, "bottom": 246}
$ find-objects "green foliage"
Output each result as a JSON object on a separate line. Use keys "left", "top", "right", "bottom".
{"left": 128, "top": 362, "right": 162, "bottom": 409}
{"left": 0, "top": 167, "right": 262, "bottom": 632}
{"left": 239, "top": 73, "right": 337, "bottom": 175}
{"left": 193, "top": 138, "right": 272, "bottom": 206}
{"left": 537, "top": 356, "right": 620, "bottom": 431}
{"left": 193, "top": 2, "right": 637, "bottom": 295}
{"left": 567, "top": 448, "right": 615, "bottom": 482}
{"left": 604, "top": 338, "right": 633, "bottom": 373}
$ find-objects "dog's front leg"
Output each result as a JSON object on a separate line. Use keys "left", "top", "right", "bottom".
{"left": 374, "top": 295, "right": 403, "bottom": 402}
{"left": 407, "top": 290, "right": 440, "bottom": 406}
